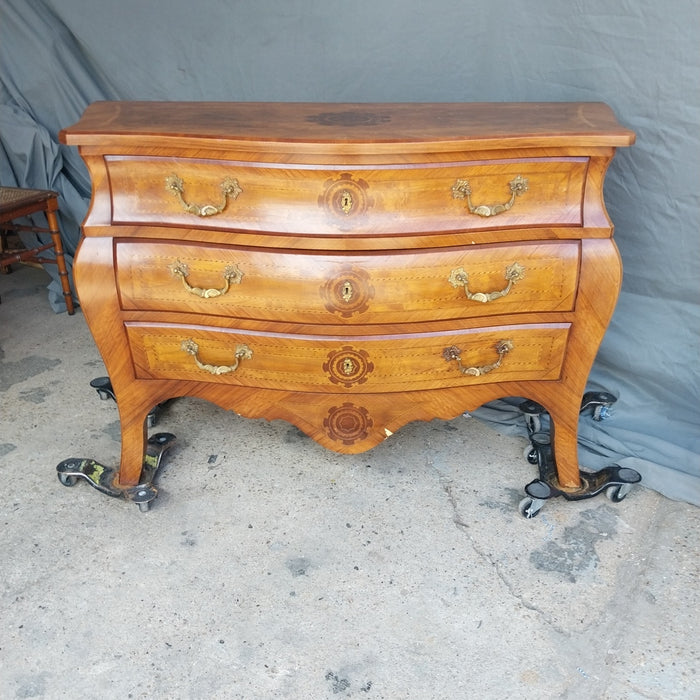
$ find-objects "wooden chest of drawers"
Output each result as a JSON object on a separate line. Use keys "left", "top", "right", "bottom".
{"left": 60, "top": 102, "right": 635, "bottom": 506}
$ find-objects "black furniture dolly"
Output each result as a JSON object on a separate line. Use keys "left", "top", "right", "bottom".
{"left": 518, "top": 392, "right": 642, "bottom": 518}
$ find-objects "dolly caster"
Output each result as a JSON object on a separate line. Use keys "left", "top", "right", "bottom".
{"left": 580, "top": 391, "right": 617, "bottom": 421}
{"left": 518, "top": 478, "right": 552, "bottom": 518}
{"left": 523, "top": 443, "right": 539, "bottom": 464}
{"left": 56, "top": 432, "right": 177, "bottom": 511}
{"left": 518, "top": 497, "right": 546, "bottom": 519}
{"left": 90, "top": 376, "right": 163, "bottom": 428}
{"left": 606, "top": 482, "right": 634, "bottom": 503}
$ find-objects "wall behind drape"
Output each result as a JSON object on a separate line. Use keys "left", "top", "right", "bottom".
{"left": 1, "top": 0, "right": 698, "bottom": 504}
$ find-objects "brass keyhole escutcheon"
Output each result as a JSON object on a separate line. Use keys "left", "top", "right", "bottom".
{"left": 342, "top": 280, "right": 354, "bottom": 302}
{"left": 342, "top": 358, "right": 356, "bottom": 375}
{"left": 340, "top": 190, "right": 354, "bottom": 214}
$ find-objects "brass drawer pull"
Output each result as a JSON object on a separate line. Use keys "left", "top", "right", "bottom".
{"left": 452, "top": 175, "right": 528, "bottom": 217}
{"left": 165, "top": 174, "right": 242, "bottom": 217}
{"left": 180, "top": 339, "right": 252, "bottom": 375}
{"left": 443, "top": 340, "right": 513, "bottom": 377}
{"left": 448, "top": 262, "right": 525, "bottom": 303}
{"left": 169, "top": 259, "right": 243, "bottom": 298}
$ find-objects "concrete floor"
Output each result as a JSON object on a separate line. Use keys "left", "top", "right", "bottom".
{"left": 1, "top": 264, "right": 698, "bottom": 700}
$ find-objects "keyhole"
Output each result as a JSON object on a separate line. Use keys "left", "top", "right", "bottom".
{"left": 342, "top": 358, "right": 356, "bottom": 375}
{"left": 340, "top": 190, "right": 354, "bottom": 214}
{"left": 341, "top": 280, "right": 353, "bottom": 302}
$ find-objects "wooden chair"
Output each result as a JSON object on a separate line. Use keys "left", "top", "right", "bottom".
{"left": 0, "top": 186, "right": 75, "bottom": 314}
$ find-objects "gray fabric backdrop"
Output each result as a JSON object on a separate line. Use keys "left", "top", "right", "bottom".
{"left": 1, "top": 0, "right": 698, "bottom": 505}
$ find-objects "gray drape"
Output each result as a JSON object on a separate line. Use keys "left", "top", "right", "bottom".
{"left": 1, "top": 0, "right": 697, "bottom": 505}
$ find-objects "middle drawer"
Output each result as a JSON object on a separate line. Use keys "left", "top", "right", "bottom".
{"left": 116, "top": 240, "right": 579, "bottom": 324}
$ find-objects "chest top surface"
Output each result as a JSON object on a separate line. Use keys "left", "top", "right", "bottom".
{"left": 60, "top": 101, "right": 635, "bottom": 153}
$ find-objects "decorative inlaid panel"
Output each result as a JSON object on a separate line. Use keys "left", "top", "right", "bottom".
{"left": 323, "top": 346, "right": 374, "bottom": 387}
{"left": 323, "top": 403, "right": 373, "bottom": 446}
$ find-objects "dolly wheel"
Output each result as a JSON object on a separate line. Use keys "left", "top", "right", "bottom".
{"left": 523, "top": 444, "right": 538, "bottom": 464}
{"left": 518, "top": 497, "right": 544, "bottom": 519}
{"left": 606, "top": 483, "right": 632, "bottom": 503}
{"left": 57, "top": 472, "right": 78, "bottom": 487}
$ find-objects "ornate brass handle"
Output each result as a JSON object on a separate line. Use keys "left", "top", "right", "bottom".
{"left": 165, "top": 174, "right": 242, "bottom": 217}
{"left": 180, "top": 339, "right": 252, "bottom": 375}
{"left": 448, "top": 262, "right": 525, "bottom": 303}
{"left": 169, "top": 259, "right": 243, "bottom": 298}
{"left": 443, "top": 340, "right": 513, "bottom": 377}
{"left": 452, "top": 175, "right": 528, "bottom": 217}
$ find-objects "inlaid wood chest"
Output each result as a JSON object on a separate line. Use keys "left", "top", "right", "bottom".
{"left": 59, "top": 102, "right": 636, "bottom": 509}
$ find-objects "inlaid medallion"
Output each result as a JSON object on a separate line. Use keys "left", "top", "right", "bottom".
{"left": 319, "top": 172, "right": 372, "bottom": 227}
{"left": 306, "top": 111, "right": 392, "bottom": 127}
{"left": 323, "top": 346, "right": 374, "bottom": 387}
{"left": 320, "top": 265, "right": 374, "bottom": 317}
{"left": 323, "top": 403, "right": 373, "bottom": 446}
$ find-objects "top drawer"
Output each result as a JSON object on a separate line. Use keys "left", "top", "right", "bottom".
{"left": 104, "top": 155, "right": 587, "bottom": 235}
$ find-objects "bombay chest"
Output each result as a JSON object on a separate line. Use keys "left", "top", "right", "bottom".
{"left": 58, "top": 102, "right": 638, "bottom": 513}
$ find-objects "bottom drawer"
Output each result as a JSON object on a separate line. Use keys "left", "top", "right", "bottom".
{"left": 126, "top": 322, "right": 570, "bottom": 393}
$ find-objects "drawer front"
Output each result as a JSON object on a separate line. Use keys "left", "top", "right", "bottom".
{"left": 116, "top": 240, "right": 580, "bottom": 322}
{"left": 126, "top": 322, "right": 570, "bottom": 392}
{"left": 105, "top": 155, "right": 587, "bottom": 235}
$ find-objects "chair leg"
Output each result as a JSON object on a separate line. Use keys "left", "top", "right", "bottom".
{"left": 0, "top": 227, "right": 12, "bottom": 273}
{"left": 46, "top": 206, "right": 75, "bottom": 315}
